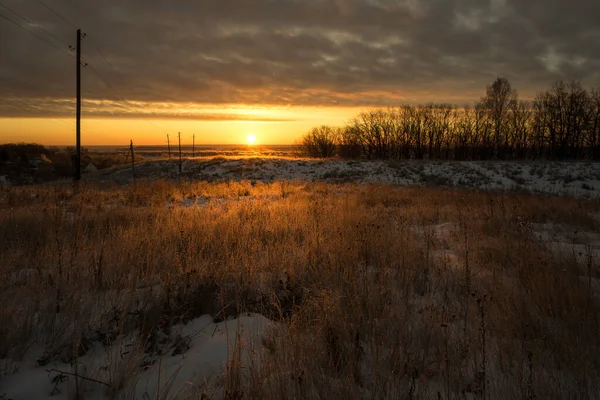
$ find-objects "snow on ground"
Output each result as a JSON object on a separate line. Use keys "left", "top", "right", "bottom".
{"left": 96, "top": 158, "right": 600, "bottom": 198}
{"left": 408, "top": 217, "right": 600, "bottom": 301}
{"left": 0, "top": 313, "right": 278, "bottom": 399}
{"left": 0, "top": 175, "right": 10, "bottom": 186}
{"left": 532, "top": 223, "right": 600, "bottom": 301}
{"left": 3, "top": 160, "right": 599, "bottom": 398}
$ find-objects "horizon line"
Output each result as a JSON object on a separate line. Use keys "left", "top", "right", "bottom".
{"left": 0, "top": 143, "right": 296, "bottom": 147}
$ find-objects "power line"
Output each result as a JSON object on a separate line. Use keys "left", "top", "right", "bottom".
{"left": 3, "top": 89, "right": 75, "bottom": 121}
{"left": 1, "top": 2, "right": 168, "bottom": 149}
{"left": 86, "top": 61, "right": 170, "bottom": 134}
{"left": 32, "top": 0, "right": 116, "bottom": 72}
{"left": 88, "top": 39, "right": 116, "bottom": 70}
{"left": 0, "top": 11, "right": 73, "bottom": 58}
{"left": 0, "top": 3, "right": 71, "bottom": 48}
{"left": 3, "top": 0, "right": 172, "bottom": 138}
{"left": 79, "top": 31, "right": 171, "bottom": 135}
{"left": 35, "top": 0, "right": 77, "bottom": 29}
{"left": 86, "top": 63, "right": 138, "bottom": 110}
{"left": 10, "top": 105, "right": 75, "bottom": 128}
{"left": 1, "top": 95, "right": 75, "bottom": 129}
{"left": 22, "top": 1, "right": 166, "bottom": 137}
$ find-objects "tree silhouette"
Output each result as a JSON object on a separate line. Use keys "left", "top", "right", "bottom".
{"left": 298, "top": 78, "right": 600, "bottom": 161}
{"left": 301, "top": 125, "right": 339, "bottom": 158}
{"left": 481, "top": 77, "right": 517, "bottom": 159}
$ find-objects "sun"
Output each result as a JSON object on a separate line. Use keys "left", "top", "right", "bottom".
{"left": 246, "top": 134, "right": 256, "bottom": 145}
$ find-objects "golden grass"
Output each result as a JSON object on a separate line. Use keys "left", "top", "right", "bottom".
{"left": 0, "top": 179, "right": 599, "bottom": 399}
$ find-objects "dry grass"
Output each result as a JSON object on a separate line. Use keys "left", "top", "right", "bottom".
{"left": 0, "top": 179, "right": 599, "bottom": 399}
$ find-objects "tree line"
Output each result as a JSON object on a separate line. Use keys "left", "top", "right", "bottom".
{"left": 299, "top": 78, "right": 600, "bottom": 160}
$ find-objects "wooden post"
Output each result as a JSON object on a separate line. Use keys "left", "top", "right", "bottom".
{"left": 192, "top": 133, "right": 195, "bottom": 157}
{"left": 178, "top": 132, "right": 182, "bottom": 173}
{"left": 167, "top": 134, "right": 171, "bottom": 159}
{"left": 130, "top": 139, "right": 135, "bottom": 182}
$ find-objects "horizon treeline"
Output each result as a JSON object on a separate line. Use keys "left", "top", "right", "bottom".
{"left": 300, "top": 78, "right": 600, "bottom": 161}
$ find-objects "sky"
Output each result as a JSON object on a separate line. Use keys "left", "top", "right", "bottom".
{"left": 1, "top": 0, "right": 599, "bottom": 145}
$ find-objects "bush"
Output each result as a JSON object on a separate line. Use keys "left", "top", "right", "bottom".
{"left": 299, "top": 125, "right": 339, "bottom": 158}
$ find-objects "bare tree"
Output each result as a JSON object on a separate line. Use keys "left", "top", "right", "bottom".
{"left": 454, "top": 106, "right": 476, "bottom": 160}
{"left": 533, "top": 81, "right": 589, "bottom": 159}
{"left": 404, "top": 106, "right": 427, "bottom": 159}
{"left": 532, "top": 91, "right": 551, "bottom": 158}
{"left": 588, "top": 87, "right": 600, "bottom": 160}
{"left": 565, "top": 81, "right": 589, "bottom": 159}
{"left": 481, "top": 77, "right": 518, "bottom": 159}
{"left": 509, "top": 100, "right": 533, "bottom": 159}
{"left": 297, "top": 79, "right": 600, "bottom": 161}
{"left": 474, "top": 102, "right": 492, "bottom": 159}
{"left": 300, "top": 125, "right": 339, "bottom": 158}
{"left": 338, "top": 125, "right": 363, "bottom": 159}
{"left": 348, "top": 109, "right": 398, "bottom": 159}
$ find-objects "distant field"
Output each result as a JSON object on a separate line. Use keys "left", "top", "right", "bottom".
{"left": 3, "top": 144, "right": 600, "bottom": 199}
{"left": 86, "top": 144, "right": 297, "bottom": 159}
{"left": 87, "top": 157, "right": 600, "bottom": 199}
{"left": 0, "top": 144, "right": 296, "bottom": 186}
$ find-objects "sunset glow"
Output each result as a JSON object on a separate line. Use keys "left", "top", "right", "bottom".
{"left": 0, "top": 106, "right": 363, "bottom": 146}
{"left": 246, "top": 134, "right": 256, "bottom": 145}
{"left": 1, "top": 0, "right": 595, "bottom": 147}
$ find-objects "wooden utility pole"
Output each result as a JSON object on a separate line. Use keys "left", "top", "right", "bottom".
{"left": 178, "top": 132, "right": 182, "bottom": 173}
{"left": 129, "top": 140, "right": 135, "bottom": 181}
{"left": 167, "top": 134, "right": 171, "bottom": 159}
{"left": 192, "top": 134, "right": 195, "bottom": 157}
{"left": 74, "top": 29, "right": 82, "bottom": 182}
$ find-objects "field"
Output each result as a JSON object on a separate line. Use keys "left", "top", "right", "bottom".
{"left": 1, "top": 157, "right": 600, "bottom": 399}
{"left": 99, "top": 155, "right": 600, "bottom": 199}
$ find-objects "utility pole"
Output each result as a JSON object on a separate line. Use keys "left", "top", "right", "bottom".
{"left": 167, "top": 134, "right": 171, "bottom": 159}
{"left": 74, "top": 29, "right": 82, "bottom": 182}
{"left": 178, "top": 132, "right": 182, "bottom": 173}
{"left": 192, "top": 133, "right": 195, "bottom": 157}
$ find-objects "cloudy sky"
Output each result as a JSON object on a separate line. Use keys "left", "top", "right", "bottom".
{"left": 1, "top": 0, "right": 599, "bottom": 144}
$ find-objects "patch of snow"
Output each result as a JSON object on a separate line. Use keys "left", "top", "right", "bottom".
{"left": 96, "top": 158, "right": 600, "bottom": 199}
{"left": 0, "top": 175, "right": 10, "bottom": 186}
{"left": 532, "top": 223, "right": 600, "bottom": 267}
{"left": 0, "top": 313, "right": 278, "bottom": 400}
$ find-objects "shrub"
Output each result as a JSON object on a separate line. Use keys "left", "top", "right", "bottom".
{"left": 299, "top": 125, "right": 339, "bottom": 158}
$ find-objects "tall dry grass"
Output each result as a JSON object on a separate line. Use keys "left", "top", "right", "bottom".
{"left": 0, "top": 179, "right": 599, "bottom": 399}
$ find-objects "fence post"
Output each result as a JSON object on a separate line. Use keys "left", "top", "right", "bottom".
{"left": 130, "top": 139, "right": 135, "bottom": 182}
{"left": 178, "top": 132, "right": 182, "bottom": 173}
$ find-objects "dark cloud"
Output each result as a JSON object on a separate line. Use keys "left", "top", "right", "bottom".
{"left": 1, "top": 0, "right": 599, "bottom": 117}
{"left": 0, "top": 97, "right": 299, "bottom": 121}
